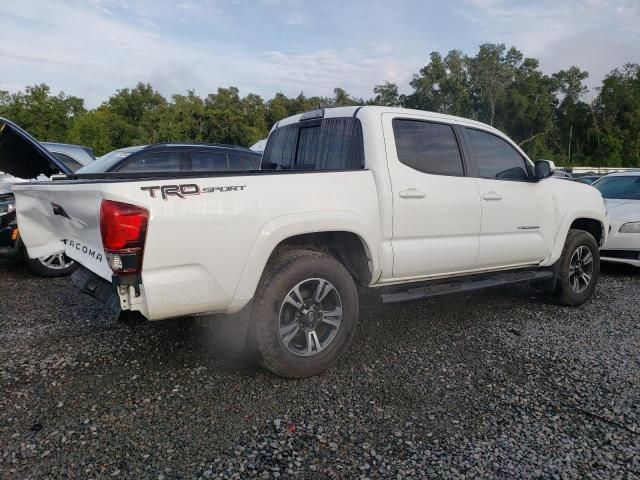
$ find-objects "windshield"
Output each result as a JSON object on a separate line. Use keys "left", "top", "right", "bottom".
{"left": 77, "top": 147, "right": 144, "bottom": 173}
{"left": 594, "top": 175, "right": 640, "bottom": 200}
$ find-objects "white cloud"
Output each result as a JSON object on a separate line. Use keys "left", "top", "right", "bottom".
{"left": 0, "top": 0, "right": 637, "bottom": 108}
{"left": 460, "top": 0, "right": 640, "bottom": 95}
{"left": 0, "top": 0, "right": 410, "bottom": 106}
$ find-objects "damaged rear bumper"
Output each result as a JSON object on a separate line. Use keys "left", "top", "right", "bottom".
{"left": 71, "top": 266, "right": 121, "bottom": 315}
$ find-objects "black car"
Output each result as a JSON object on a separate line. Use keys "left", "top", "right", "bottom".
{"left": 78, "top": 143, "right": 261, "bottom": 174}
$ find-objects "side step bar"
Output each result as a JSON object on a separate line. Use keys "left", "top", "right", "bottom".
{"left": 381, "top": 270, "right": 554, "bottom": 304}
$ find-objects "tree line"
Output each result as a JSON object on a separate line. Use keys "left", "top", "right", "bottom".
{"left": 1, "top": 43, "right": 639, "bottom": 167}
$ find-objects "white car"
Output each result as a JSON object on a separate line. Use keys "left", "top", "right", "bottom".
{"left": 5, "top": 108, "right": 608, "bottom": 378}
{"left": 593, "top": 171, "right": 640, "bottom": 267}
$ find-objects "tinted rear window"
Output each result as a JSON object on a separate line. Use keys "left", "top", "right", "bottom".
{"left": 393, "top": 119, "right": 464, "bottom": 176}
{"left": 262, "top": 117, "right": 364, "bottom": 170}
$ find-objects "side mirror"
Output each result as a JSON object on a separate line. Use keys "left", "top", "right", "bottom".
{"left": 534, "top": 160, "right": 555, "bottom": 180}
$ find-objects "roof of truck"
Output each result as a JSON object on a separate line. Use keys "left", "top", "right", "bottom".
{"left": 274, "top": 106, "right": 500, "bottom": 135}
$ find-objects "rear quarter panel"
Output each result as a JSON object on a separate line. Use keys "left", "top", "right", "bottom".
{"left": 138, "top": 171, "right": 382, "bottom": 317}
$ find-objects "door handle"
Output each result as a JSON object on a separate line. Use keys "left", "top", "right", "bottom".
{"left": 399, "top": 188, "right": 426, "bottom": 199}
{"left": 482, "top": 191, "right": 503, "bottom": 201}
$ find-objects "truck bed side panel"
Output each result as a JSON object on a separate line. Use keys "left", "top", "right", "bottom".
{"left": 14, "top": 171, "right": 381, "bottom": 319}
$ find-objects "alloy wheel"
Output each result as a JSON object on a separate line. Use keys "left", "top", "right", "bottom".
{"left": 569, "top": 245, "right": 594, "bottom": 294}
{"left": 278, "top": 277, "right": 343, "bottom": 357}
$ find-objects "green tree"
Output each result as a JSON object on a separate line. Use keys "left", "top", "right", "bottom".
{"left": 468, "top": 44, "right": 521, "bottom": 126}
{"left": 372, "top": 81, "right": 401, "bottom": 106}
{"left": 551, "top": 67, "right": 592, "bottom": 165}
{"left": 67, "top": 109, "right": 116, "bottom": 156}
{"left": 593, "top": 63, "right": 640, "bottom": 167}
{"left": 0, "top": 84, "right": 85, "bottom": 141}
{"left": 501, "top": 58, "right": 557, "bottom": 159}
{"left": 405, "top": 50, "right": 471, "bottom": 116}
{"left": 105, "top": 82, "right": 166, "bottom": 124}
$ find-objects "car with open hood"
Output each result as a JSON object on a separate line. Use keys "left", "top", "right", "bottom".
{"left": 0, "top": 120, "right": 84, "bottom": 276}
{"left": 1, "top": 119, "right": 261, "bottom": 276}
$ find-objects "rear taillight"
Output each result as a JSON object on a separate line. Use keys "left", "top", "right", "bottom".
{"left": 100, "top": 200, "right": 148, "bottom": 274}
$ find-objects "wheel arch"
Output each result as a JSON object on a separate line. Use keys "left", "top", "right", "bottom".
{"left": 544, "top": 210, "right": 607, "bottom": 266}
{"left": 226, "top": 212, "right": 381, "bottom": 313}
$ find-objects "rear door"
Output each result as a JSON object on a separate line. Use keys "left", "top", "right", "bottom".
{"left": 462, "top": 127, "right": 553, "bottom": 268}
{"left": 383, "top": 114, "right": 481, "bottom": 279}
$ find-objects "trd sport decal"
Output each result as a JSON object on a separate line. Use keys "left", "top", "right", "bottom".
{"left": 140, "top": 184, "right": 247, "bottom": 200}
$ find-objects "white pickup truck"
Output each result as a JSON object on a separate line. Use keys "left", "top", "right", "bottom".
{"left": 3, "top": 107, "right": 608, "bottom": 378}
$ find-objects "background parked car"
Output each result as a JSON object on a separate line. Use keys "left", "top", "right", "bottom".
{"left": 250, "top": 138, "right": 267, "bottom": 154}
{"left": 553, "top": 170, "right": 573, "bottom": 179}
{"left": 78, "top": 143, "right": 261, "bottom": 174}
{"left": 41, "top": 142, "right": 95, "bottom": 171}
{"left": 593, "top": 171, "right": 640, "bottom": 267}
{"left": 2, "top": 140, "right": 261, "bottom": 277}
{"left": 574, "top": 175, "right": 603, "bottom": 185}
{"left": 0, "top": 141, "right": 95, "bottom": 276}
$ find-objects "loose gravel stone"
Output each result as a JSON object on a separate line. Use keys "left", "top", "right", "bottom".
{"left": 0, "top": 260, "right": 638, "bottom": 478}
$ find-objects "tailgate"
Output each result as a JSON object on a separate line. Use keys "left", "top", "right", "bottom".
{"left": 13, "top": 183, "right": 112, "bottom": 280}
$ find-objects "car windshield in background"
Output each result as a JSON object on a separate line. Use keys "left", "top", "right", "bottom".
{"left": 262, "top": 117, "right": 364, "bottom": 170}
{"left": 77, "top": 146, "right": 145, "bottom": 173}
{"left": 594, "top": 175, "right": 640, "bottom": 200}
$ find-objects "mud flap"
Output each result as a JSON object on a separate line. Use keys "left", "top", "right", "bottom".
{"left": 534, "top": 260, "right": 561, "bottom": 292}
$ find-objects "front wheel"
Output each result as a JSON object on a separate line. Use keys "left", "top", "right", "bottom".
{"left": 553, "top": 229, "right": 600, "bottom": 306}
{"left": 251, "top": 249, "right": 359, "bottom": 378}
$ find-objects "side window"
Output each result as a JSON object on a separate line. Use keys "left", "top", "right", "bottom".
{"left": 243, "top": 155, "right": 259, "bottom": 169}
{"left": 466, "top": 128, "right": 529, "bottom": 180}
{"left": 119, "top": 150, "right": 182, "bottom": 173}
{"left": 190, "top": 150, "right": 229, "bottom": 171}
{"left": 52, "top": 152, "right": 83, "bottom": 172}
{"left": 392, "top": 119, "right": 464, "bottom": 176}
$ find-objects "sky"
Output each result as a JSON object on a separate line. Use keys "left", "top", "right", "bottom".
{"left": 1, "top": 0, "right": 639, "bottom": 108}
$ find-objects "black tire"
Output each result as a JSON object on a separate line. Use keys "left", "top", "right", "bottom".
{"left": 24, "top": 249, "right": 78, "bottom": 278}
{"left": 553, "top": 229, "right": 600, "bottom": 306}
{"left": 251, "top": 249, "right": 359, "bottom": 378}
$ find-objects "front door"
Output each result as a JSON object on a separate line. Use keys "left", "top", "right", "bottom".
{"left": 463, "top": 127, "right": 553, "bottom": 268}
{"left": 383, "top": 114, "right": 482, "bottom": 280}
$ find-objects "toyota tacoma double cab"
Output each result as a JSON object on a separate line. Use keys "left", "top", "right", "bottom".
{"left": 3, "top": 107, "right": 608, "bottom": 378}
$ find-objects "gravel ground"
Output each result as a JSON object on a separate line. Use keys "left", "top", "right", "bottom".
{"left": 0, "top": 260, "right": 638, "bottom": 479}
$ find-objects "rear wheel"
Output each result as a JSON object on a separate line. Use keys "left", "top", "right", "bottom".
{"left": 251, "top": 249, "right": 359, "bottom": 378}
{"left": 553, "top": 229, "right": 599, "bottom": 306}
{"left": 24, "top": 251, "right": 77, "bottom": 277}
